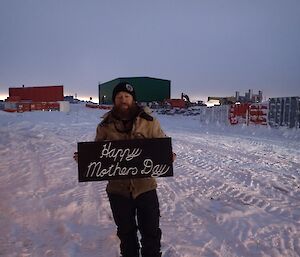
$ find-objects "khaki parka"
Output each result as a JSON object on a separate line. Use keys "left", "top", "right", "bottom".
{"left": 95, "top": 106, "right": 166, "bottom": 199}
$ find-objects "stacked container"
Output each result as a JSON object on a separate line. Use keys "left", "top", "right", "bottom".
{"left": 269, "top": 97, "right": 300, "bottom": 128}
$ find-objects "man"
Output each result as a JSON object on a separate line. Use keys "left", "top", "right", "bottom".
{"left": 74, "top": 82, "right": 175, "bottom": 257}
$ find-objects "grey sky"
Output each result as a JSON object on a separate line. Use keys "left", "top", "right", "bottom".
{"left": 1, "top": 0, "right": 299, "bottom": 101}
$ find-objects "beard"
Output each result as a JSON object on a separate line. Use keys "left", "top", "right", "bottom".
{"left": 112, "top": 102, "right": 139, "bottom": 121}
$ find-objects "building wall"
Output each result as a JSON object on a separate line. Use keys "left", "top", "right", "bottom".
{"left": 9, "top": 85, "right": 64, "bottom": 102}
{"left": 99, "top": 77, "right": 170, "bottom": 104}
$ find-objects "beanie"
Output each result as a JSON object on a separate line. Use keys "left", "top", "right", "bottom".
{"left": 112, "top": 82, "right": 136, "bottom": 102}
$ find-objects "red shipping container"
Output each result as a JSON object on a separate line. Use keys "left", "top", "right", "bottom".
{"left": 17, "top": 104, "right": 24, "bottom": 113}
{"left": 48, "top": 102, "right": 60, "bottom": 111}
{"left": 229, "top": 103, "right": 250, "bottom": 125}
{"left": 166, "top": 99, "right": 186, "bottom": 108}
{"left": 17, "top": 103, "right": 31, "bottom": 112}
{"left": 30, "top": 103, "right": 37, "bottom": 111}
{"left": 9, "top": 85, "right": 64, "bottom": 102}
{"left": 248, "top": 103, "right": 268, "bottom": 125}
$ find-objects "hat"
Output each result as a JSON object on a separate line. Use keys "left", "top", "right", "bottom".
{"left": 112, "top": 82, "right": 136, "bottom": 102}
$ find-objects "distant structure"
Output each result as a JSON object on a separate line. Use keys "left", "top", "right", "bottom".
{"left": 165, "top": 92, "right": 206, "bottom": 108}
{"left": 4, "top": 85, "right": 69, "bottom": 112}
{"left": 235, "top": 89, "right": 263, "bottom": 103}
{"left": 207, "top": 96, "right": 236, "bottom": 105}
{"left": 8, "top": 85, "right": 64, "bottom": 102}
{"left": 269, "top": 96, "right": 300, "bottom": 128}
{"left": 64, "top": 95, "right": 75, "bottom": 102}
{"left": 64, "top": 95, "right": 82, "bottom": 103}
{"left": 207, "top": 89, "right": 263, "bottom": 105}
{"left": 0, "top": 100, "right": 4, "bottom": 110}
{"left": 98, "top": 77, "right": 170, "bottom": 105}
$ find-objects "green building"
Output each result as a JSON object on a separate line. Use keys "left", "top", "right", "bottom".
{"left": 98, "top": 77, "right": 171, "bottom": 104}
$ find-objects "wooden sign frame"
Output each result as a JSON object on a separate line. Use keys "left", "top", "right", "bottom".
{"left": 78, "top": 137, "right": 173, "bottom": 182}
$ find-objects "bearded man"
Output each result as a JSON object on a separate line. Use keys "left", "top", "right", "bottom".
{"left": 77, "top": 82, "right": 175, "bottom": 257}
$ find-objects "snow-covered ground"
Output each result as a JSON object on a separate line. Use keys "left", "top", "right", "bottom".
{"left": 0, "top": 104, "right": 300, "bottom": 257}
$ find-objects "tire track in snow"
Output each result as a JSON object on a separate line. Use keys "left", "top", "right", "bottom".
{"left": 159, "top": 131, "right": 300, "bottom": 256}
{"left": 175, "top": 134, "right": 300, "bottom": 222}
{"left": 36, "top": 122, "right": 117, "bottom": 256}
{"left": 0, "top": 118, "right": 118, "bottom": 256}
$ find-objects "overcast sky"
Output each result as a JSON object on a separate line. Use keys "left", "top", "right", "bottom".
{"left": 0, "top": 0, "right": 299, "bottom": 102}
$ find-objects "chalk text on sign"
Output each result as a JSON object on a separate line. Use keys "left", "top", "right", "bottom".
{"left": 86, "top": 161, "right": 139, "bottom": 178}
{"left": 85, "top": 158, "right": 170, "bottom": 178}
{"left": 141, "top": 159, "right": 170, "bottom": 177}
{"left": 99, "top": 142, "right": 142, "bottom": 162}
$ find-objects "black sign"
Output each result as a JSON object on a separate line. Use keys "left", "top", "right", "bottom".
{"left": 78, "top": 137, "right": 173, "bottom": 182}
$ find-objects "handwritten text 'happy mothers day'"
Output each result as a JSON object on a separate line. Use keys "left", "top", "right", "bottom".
{"left": 85, "top": 142, "right": 171, "bottom": 179}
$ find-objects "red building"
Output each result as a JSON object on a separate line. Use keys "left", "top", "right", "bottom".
{"left": 8, "top": 85, "right": 64, "bottom": 102}
{"left": 165, "top": 99, "right": 186, "bottom": 108}
{"left": 4, "top": 85, "right": 65, "bottom": 112}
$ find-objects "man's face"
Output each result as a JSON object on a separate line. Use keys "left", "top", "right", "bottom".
{"left": 114, "top": 91, "right": 134, "bottom": 111}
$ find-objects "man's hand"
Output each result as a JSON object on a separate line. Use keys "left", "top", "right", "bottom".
{"left": 73, "top": 152, "right": 78, "bottom": 163}
{"left": 172, "top": 152, "right": 176, "bottom": 162}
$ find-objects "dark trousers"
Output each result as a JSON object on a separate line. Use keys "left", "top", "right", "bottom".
{"left": 108, "top": 190, "right": 162, "bottom": 257}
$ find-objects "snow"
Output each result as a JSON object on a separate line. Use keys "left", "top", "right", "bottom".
{"left": 0, "top": 104, "right": 300, "bottom": 257}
